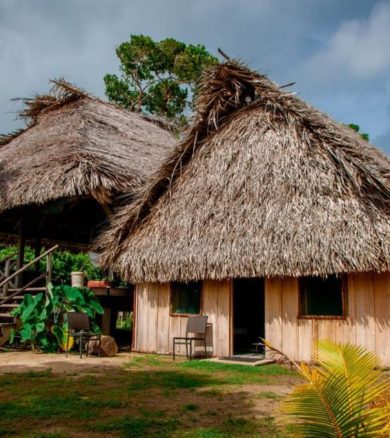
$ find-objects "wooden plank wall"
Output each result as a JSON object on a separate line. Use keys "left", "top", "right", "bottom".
{"left": 265, "top": 273, "right": 390, "bottom": 365}
{"left": 133, "top": 280, "right": 232, "bottom": 356}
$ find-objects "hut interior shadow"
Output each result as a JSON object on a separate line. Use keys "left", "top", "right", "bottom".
{"left": 233, "top": 278, "right": 264, "bottom": 355}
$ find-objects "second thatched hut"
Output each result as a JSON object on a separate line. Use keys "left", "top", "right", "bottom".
{"left": 0, "top": 80, "right": 175, "bottom": 251}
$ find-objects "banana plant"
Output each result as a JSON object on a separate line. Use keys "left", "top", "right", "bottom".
{"left": 264, "top": 340, "right": 390, "bottom": 437}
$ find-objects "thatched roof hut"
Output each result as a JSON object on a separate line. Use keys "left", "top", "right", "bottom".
{"left": 0, "top": 80, "right": 175, "bottom": 249}
{"left": 0, "top": 80, "right": 175, "bottom": 212}
{"left": 100, "top": 60, "right": 390, "bottom": 282}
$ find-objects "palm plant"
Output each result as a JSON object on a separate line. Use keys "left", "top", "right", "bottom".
{"left": 265, "top": 340, "right": 390, "bottom": 437}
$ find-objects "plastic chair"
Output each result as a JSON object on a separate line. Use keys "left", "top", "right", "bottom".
{"left": 66, "top": 312, "right": 102, "bottom": 358}
{"left": 173, "top": 315, "right": 208, "bottom": 360}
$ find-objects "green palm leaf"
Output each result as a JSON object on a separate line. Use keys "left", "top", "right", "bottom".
{"left": 277, "top": 341, "right": 390, "bottom": 437}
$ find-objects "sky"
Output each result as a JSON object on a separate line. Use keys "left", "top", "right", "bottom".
{"left": 1, "top": 0, "right": 390, "bottom": 151}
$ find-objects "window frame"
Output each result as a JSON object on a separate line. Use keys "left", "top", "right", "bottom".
{"left": 298, "top": 275, "right": 348, "bottom": 320}
{"left": 169, "top": 281, "right": 203, "bottom": 317}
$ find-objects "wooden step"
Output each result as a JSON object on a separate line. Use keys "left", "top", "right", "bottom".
{"left": 0, "top": 296, "right": 24, "bottom": 302}
{"left": 0, "top": 303, "right": 19, "bottom": 308}
{"left": 0, "top": 313, "right": 14, "bottom": 317}
{"left": 7, "top": 287, "right": 46, "bottom": 293}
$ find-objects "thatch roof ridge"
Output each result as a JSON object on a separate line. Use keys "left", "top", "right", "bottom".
{"left": 98, "top": 60, "right": 390, "bottom": 282}
{"left": 0, "top": 79, "right": 176, "bottom": 212}
{"left": 0, "top": 79, "right": 176, "bottom": 146}
{"left": 0, "top": 80, "right": 87, "bottom": 146}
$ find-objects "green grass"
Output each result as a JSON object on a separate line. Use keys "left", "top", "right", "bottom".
{"left": 90, "top": 415, "right": 179, "bottom": 437}
{"left": 178, "top": 417, "right": 285, "bottom": 438}
{"left": 257, "top": 391, "right": 283, "bottom": 400}
{"left": 0, "top": 354, "right": 296, "bottom": 437}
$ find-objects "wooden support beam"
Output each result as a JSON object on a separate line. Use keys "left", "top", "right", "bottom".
{"left": 34, "top": 236, "right": 42, "bottom": 273}
{"left": 16, "top": 213, "right": 25, "bottom": 288}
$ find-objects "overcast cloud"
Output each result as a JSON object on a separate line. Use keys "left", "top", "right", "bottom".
{"left": 1, "top": 0, "right": 389, "bottom": 151}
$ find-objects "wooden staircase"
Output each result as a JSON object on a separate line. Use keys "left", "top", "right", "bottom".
{"left": 0, "top": 245, "right": 58, "bottom": 346}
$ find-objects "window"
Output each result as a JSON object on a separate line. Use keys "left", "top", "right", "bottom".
{"left": 299, "top": 275, "right": 346, "bottom": 318}
{"left": 171, "top": 281, "right": 202, "bottom": 315}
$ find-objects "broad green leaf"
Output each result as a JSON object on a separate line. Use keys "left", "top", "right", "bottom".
{"left": 12, "top": 283, "right": 103, "bottom": 353}
{"left": 89, "top": 299, "right": 104, "bottom": 315}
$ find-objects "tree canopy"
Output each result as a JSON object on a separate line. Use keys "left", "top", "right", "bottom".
{"left": 348, "top": 123, "right": 369, "bottom": 141}
{"left": 104, "top": 35, "right": 219, "bottom": 124}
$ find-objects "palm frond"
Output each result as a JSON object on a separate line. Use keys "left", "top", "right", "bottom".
{"left": 278, "top": 341, "right": 390, "bottom": 437}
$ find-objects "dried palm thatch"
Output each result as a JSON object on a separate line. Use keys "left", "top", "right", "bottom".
{"left": 98, "top": 60, "right": 390, "bottom": 283}
{"left": 0, "top": 79, "right": 175, "bottom": 211}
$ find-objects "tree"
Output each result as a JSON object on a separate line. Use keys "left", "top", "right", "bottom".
{"left": 348, "top": 123, "right": 369, "bottom": 141}
{"left": 104, "top": 35, "right": 219, "bottom": 124}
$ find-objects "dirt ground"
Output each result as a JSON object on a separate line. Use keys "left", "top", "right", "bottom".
{"left": 0, "top": 350, "right": 133, "bottom": 374}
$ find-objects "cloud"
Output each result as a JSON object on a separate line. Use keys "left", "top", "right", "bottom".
{"left": 289, "top": 2, "right": 390, "bottom": 150}
{"left": 0, "top": 0, "right": 389, "bottom": 153}
{"left": 374, "top": 129, "right": 390, "bottom": 152}
{"left": 300, "top": 2, "right": 390, "bottom": 83}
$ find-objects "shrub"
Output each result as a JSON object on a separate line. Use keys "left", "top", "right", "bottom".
{"left": 11, "top": 284, "right": 104, "bottom": 352}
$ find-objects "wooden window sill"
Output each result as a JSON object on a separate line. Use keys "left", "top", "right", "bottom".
{"left": 298, "top": 315, "right": 347, "bottom": 320}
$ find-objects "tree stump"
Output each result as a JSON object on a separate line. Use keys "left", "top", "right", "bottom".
{"left": 0, "top": 325, "right": 11, "bottom": 347}
{"left": 87, "top": 335, "right": 118, "bottom": 357}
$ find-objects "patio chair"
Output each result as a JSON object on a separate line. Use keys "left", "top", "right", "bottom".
{"left": 173, "top": 315, "right": 208, "bottom": 361}
{"left": 65, "top": 312, "right": 102, "bottom": 358}
{"left": 252, "top": 337, "right": 265, "bottom": 354}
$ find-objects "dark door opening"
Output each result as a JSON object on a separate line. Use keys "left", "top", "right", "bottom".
{"left": 233, "top": 278, "right": 265, "bottom": 354}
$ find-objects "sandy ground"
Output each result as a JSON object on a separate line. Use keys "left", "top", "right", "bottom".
{"left": 0, "top": 350, "right": 133, "bottom": 374}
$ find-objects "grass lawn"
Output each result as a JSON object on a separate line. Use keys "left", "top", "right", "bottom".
{"left": 0, "top": 354, "right": 298, "bottom": 437}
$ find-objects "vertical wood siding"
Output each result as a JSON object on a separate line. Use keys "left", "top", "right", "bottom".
{"left": 134, "top": 273, "right": 389, "bottom": 365}
{"left": 265, "top": 272, "right": 390, "bottom": 365}
{"left": 134, "top": 280, "right": 232, "bottom": 356}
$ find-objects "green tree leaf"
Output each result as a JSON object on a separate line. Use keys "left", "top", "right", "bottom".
{"left": 347, "top": 123, "right": 370, "bottom": 141}
{"left": 104, "top": 34, "right": 219, "bottom": 123}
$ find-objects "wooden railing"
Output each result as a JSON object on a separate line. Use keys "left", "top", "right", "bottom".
{"left": 0, "top": 245, "right": 58, "bottom": 305}
{"left": 0, "top": 252, "right": 18, "bottom": 296}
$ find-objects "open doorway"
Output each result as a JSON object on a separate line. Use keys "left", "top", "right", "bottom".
{"left": 233, "top": 278, "right": 265, "bottom": 354}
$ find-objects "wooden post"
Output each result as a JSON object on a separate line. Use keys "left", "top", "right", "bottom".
{"left": 46, "top": 253, "right": 53, "bottom": 286}
{"left": 16, "top": 213, "right": 26, "bottom": 288}
{"left": 34, "top": 236, "right": 42, "bottom": 274}
{"left": 101, "top": 308, "right": 111, "bottom": 335}
{"left": 3, "top": 258, "right": 11, "bottom": 296}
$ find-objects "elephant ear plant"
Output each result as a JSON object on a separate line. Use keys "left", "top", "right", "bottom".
{"left": 11, "top": 284, "right": 104, "bottom": 352}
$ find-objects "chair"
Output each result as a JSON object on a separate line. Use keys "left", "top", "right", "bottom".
{"left": 173, "top": 315, "right": 208, "bottom": 360}
{"left": 66, "top": 312, "right": 102, "bottom": 358}
{"left": 252, "top": 338, "right": 265, "bottom": 354}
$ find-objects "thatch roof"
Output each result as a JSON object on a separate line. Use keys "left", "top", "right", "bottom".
{"left": 0, "top": 80, "right": 175, "bottom": 212}
{"left": 99, "top": 60, "right": 390, "bottom": 283}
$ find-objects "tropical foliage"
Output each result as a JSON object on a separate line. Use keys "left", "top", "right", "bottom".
{"left": 0, "top": 245, "right": 104, "bottom": 284}
{"left": 116, "top": 311, "right": 133, "bottom": 331}
{"left": 271, "top": 340, "right": 390, "bottom": 437}
{"left": 11, "top": 284, "right": 104, "bottom": 352}
{"left": 347, "top": 123, "right": 369, "bottom": 141}
{"left": 104, "top": 34, "right": 218, "bottom": 124}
